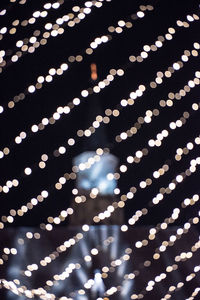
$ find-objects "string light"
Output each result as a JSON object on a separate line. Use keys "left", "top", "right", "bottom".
{"left": 0, "top": 0, "right": 111, "bottom": 74}
{"left": 1, "top": 42, "right": 199, "bottom": 200}
{"left": 1, "top": 96, "right": 199, "bottom": 296}
{"left": 103, "top": 220, "right": 200, "bottom": 299}
{"left": 1, "top": 3, "right": 152, "bottom": 116}
{"left": 160, "top": 265, "right": 200, "bottom": 300}
{"left": 1, "top": 3, "right": 200, "bottom": 299}
{"left": 0, "top": 1, "right": 65, "bottom": 42}
{"left": 1, "top": 162, "right": 200, "bottom": 297}
{"left": 185, "top": 287, "right": 200, "bottom": 300}
{"left": 0, "top": 232, "right": 117, "bottom": 299}
{"left": 0, "top": 10, "right": 196, "bottom": 141}
{"left": 2, "top": 149, "right": 200, "bottom": 286}
{"left": 1, "top": 84, "right": 200, "bottom": 234}
{"left": 77, "top": 214, "right": 199, "bottom": 299}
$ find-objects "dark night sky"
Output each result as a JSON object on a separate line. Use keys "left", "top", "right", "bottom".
{"left": 0, "top": 0, "right": 200, "bottom": 226}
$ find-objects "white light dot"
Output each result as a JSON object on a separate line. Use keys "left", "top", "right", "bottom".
{"left": 81, "top": 90, "right": 89, "bottom": 97}
{"left": 137, "top": 11, "right": 144, "bottom": 18}
{"left": 41, "top": 190, "right": 48, "bottom": 198}
{"left": 91, "top": 248, "right": 98, "bottom": 255}
{"left": 73, "top": 98, "right": 80, "bottom": 105}
{"left": 42, "top": 118, "right": 48, "bottom": 125}
{"left": 37, "top": 76, "right": 44, "bottom": 83}
{"left": 28, "top": 85, "right": 35, "bottom": 93}
{"left": 173, "top": 63, "right": 180, "bottom": 70}
{"left": 33, "top": 11, "right": 40, "bottom": 18}
{"left": 45, "top": 23, "right": 52, "bottom": 30}
{"left": 61, "top": 63, "right": 68, "bottom": 71}
{"left": 31, "top": 125, "right": 38, "bottom": 132}
{"left": 120, "top": 132, "right": 127, "bottom": 139}
{"left": 82, "top": 224, "right": 89, "bottom": 231}
{"left": 16, "top": 40, "right": 23, "bottom": 48}
{"left": 135, "top": 241, "right": 142, "bottom": 248}
{"left": 53, "top": 112, "right": 60, "bottom": 120}
{"left": 121, "top": 225, "right": 128, "bottom": 231}
{"left": 52, "top": 3, "right": 60, "bottom": 9}
{"left": 24, "top": 168, "right": 32, "bottom": 175}
{"left": 59, "top": 146, "right": 66, "bottom": 154}
{"left": 15, "top": 136, "right": 22, "bottom": 144}
{"left": 120, "top": 165, "right": 127, "bottom": 172}
{"left": 107, "top": 173, "right": 114, "bottom": 180}
{"left": 136, "top": 150, "right": 143, "bottom": 158}
{"left": 3, "top": 186, "right": 9, "bottom": 193}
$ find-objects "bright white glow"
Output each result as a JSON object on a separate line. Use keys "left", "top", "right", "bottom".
{"left": 24, "top": 168, "right": 32, "bottom": 175}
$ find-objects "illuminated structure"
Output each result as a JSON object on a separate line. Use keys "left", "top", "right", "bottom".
{"left": 69, "top": 64, "right": 123, "bottom": 225}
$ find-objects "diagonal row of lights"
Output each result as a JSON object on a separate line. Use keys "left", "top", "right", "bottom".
{"left": 0, "top": 2, "right": 151, "bottom": 114}
{"left": 0, "top": 0, "right": 112, "bottom": 74}
{"left": 0, "top": 5, "right": 200, "bottom": 298}
{"left": 0, "top": 44, "right": 199, "bottom": 197}
{"left": 71, "top": 193, "right": 199, "bottom": 298}
{"left": 0, "top": 0, "right": 65, "bottom": 42}
{"left": 0, "top": 10, "right": 197, "bottom": 150}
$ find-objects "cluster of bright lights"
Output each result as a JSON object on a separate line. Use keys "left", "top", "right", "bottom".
{"left": 127, "top": 226, "right": 200, "bottom": 299}
{"left": 1, "top": 87, "right": 200, "bottom": 230}
{"left": 0, "top": 232, "right": 118, "bottom": 299}
{"left": 1, "top": 87, "right": 200, "bottom": 290}
{"left": 1, "top": 190, "right": 49, "bottom": 227}
{"left": 0, "top": 277, "right": 74, "bottom": 299}
{"left": 135, "top": 194, "right": 199, "bottom": 248}
{"left": 119, "top": 101, "right": 199, "bottom": 175}
{"left": 17, "top": 154, "right": 200, "bottom": 292}
{"left": 175, "top": 135, "right": 200, "bottom": 161}
{"left": 0, "top": 247, "right": 17, "bottom": 266}
{"left": 24, "top": 232, "right": 84, "bottom": 276}
{"left": 0, "top": 0, "right": 108, "bottom": 74}
{"left": 0, "top": 1, "right": 64, "bottom": 43}
{"left": 1, "top": 3, "right": 200, "bottom": 299}
{"left": 1, "top": 4, "right": 153, "bottom": 120}
{"left": 36, "top": 193, "right": 199, "bottom": 300}
{"left": 160, "top": 265, "right": 200, "bottom": 300}
{"left": 186, "top": 287, "right": 200, "bottom": 300}
{"left": 1, "top": 163, "right": 200, "bottom": 296}
{"left": 142, "top": 235, "right": 199, "bottom": 294}
{"left": 126, "top": 150, "right": 200, "bottom": 226}
{"left": 151, "top": 156, "right": 200, "bottom": 206}
{"left": 3, "top": 100, "right": 197, "bottom": 227}
{"left": 21, "top": 232, "right": 120, "bottom": 298}
{"left": 1, "top": 42, "right": 198, "bottom": 201}
{"left": 86, "top": 5, "right": 153, "bottom": 54}
{"left": 95, "top": 133, "right": 200, "bottom": 226}
{"left": 0, "top": 11, "right": 197, "bottom": 165}
{"left": 116, "top": 70, "right": 200, "bottom": 144}
{"left": 0, "top": 178, "right": 19, "bottom": 194}
{"left": 100, "top": 148, "right": 199, "bottom": 226}
{"left": 91, "top": 214, "right": 200, "bottom": 299}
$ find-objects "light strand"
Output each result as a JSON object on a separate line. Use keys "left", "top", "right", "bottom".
{"left": 0, "top": 0, "right": 65, "bottom": 42}
{"left": 1, "top": 42, "right": 199, "bottom": 198}
{"left": 0, "top": 10, "right": 197, "bottom": 140}
{"left": 0, "top": 3, "right": 151, "bottom": 116}
{"left": 0, "top": 0, "right": 109, "bottom": 72}
{"left": 160, "top": 265, "right": 200, "bottom": 300}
